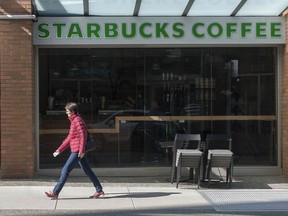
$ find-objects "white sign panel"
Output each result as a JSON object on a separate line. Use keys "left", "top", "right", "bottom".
{"left": 33, "top": 17, "right": 285, "bottom": 45}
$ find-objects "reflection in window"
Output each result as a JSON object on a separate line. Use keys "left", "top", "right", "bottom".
{"left": 39, "top": 47, "right": 277, "bottom": 168}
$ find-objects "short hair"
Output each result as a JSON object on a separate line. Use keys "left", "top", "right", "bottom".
{"left": 65, "top": 102, "right": 79, "bottom": 114}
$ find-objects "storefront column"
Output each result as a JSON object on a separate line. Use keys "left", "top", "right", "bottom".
{"left": 282, "top": 11, "right": 288, "bottom": 177}
{"left": 0, "top": 1, "right": 36, "bottom": 178}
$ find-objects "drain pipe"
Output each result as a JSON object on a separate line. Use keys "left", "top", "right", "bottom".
{"left": 0, "top": 14, "right": 37, "bottom": 20}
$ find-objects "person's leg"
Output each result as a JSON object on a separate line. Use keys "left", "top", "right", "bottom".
{"left": 78, "top": 155, "right": 103, "bottom": 193}
{"left": 53, "top": 153, "right": 78, "bottom": 195}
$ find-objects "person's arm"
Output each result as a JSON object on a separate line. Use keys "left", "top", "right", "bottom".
{"left": 56, "top": 123, "right": 74, "bottom": 154}
{"left": 76, "top": 117, "right": 87, "bottom": 156}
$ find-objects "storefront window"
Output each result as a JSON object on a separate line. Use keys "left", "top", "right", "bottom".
{"left": 38, "top": 47, "right": 277, "bottom": 168}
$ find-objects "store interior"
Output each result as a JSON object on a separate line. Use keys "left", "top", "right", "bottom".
{"left": 38, "top": 47, "right": 277, "bottom": 169}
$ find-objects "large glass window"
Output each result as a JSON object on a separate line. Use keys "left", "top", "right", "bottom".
{"left": 38, "top": 47, "right": 277, "bottom": 168}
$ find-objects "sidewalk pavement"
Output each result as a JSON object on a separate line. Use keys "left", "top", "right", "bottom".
{"left": 1, "top": 175, "right": 288, "bottom": 215}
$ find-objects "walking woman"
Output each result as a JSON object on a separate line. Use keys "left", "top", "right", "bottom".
{"left": 45, "top": 102, "right": 104, "bottom": 199}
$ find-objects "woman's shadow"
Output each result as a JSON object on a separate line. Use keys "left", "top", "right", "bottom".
{"left": 57, "top": 192, "right": 181, "bottom": 200}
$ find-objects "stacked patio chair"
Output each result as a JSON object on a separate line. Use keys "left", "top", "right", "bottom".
{"left": 205, "top": 134, "right": 233, "bottom": 188}
{"left": 170, "top": 134, "right": 203, "bottom": 188}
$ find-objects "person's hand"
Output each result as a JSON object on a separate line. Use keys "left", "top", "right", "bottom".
{"left": 78, "top": 152, "right": 85, "bottom": 158}
{"left": 53, "top": 150, "right": 59, "bottom": 157}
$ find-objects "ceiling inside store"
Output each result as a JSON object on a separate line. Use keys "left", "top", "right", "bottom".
{"left": 32, "top": 0, "right": 288, "bottom": 17}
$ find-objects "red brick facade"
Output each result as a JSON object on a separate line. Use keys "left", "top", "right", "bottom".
{"left": 0, "top": 0, "right": 36, "bottom": 178}
{"left": 282, "top": 12, "right": 288, "bottom": 177}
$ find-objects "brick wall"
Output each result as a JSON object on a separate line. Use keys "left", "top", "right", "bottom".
{"left": 282, "top": 12, "right": 288, "bottom": 177}
{"left": 0, "top": 0, "right": 36, "bottom": 178}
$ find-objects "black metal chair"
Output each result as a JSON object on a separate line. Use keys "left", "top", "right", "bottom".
{"left": 205, "top": 134, "right": 233, "bottom": 188}
{"left": 170, "top": 134, "right": 203, "bottom": 188}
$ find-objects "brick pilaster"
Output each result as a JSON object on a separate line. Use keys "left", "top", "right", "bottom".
{"left": 282, "top": 11, "right": 288, "bottom": 177}
{"left": 0, "top": 0, "right": 36, "bottom": 178}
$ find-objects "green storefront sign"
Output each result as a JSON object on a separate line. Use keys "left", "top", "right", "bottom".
{"left": 33, "top": 17, "right": 285, "bottom": 45}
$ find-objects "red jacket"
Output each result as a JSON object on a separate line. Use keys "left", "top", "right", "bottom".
{"left": 57, "top": 114, "right": 87, "bottom": 154}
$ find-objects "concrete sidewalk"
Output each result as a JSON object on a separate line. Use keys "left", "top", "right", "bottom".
{"left": 1, "top": 176, "right": 288, "bottom": 215}
{"left": 0, "top": 186, "right": 211, "bottom": 211}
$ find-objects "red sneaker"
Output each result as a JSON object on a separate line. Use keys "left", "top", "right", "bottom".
{"left": 44, "top": 191, "right": 58, "bottom": 200}
{"left": 90, "top": 191, "right": 105, "bottom": 199}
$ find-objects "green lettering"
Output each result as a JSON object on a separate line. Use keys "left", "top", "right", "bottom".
{"left": 52, "top": 23, "right": 66, "bottom": 38}
{"left": 105, "top": 23, "right": 118, "bottom": 38}
{"left": 122, "top": 23, "right": 136, "bottom": 38}
{"left": 271, "top": 22, "right": 281, "bottom": 37}
{"left": 38, "top": 23, "right": 49, "bottom": 38}
{"left": 226, "top": 23, "right": 237, "bottom": 38}
{"left": 67, "top": 23, "right": 83, "bottom": 38}
{"left": 207, "top": 23, "right": 223, "bottom": 38}
{"left": 87, "top": 23, "right": 101, "bottom": 38}
{"left": 156, "top": 23, "right": 169, "bottom": 38}
{"left": 139, "top": 23, "right": 152, "bottom": 38}
{"left": 256, "top": 23, "right": 266, "bottom": 38}
{"left": 172, "top": 22, "right": 184, "bottom": 38}
{"left": 241, "top": 23, "right": 252, "bottom": 37}
{"left": 192, "top": 23, "right": 204, "bottom": 38}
